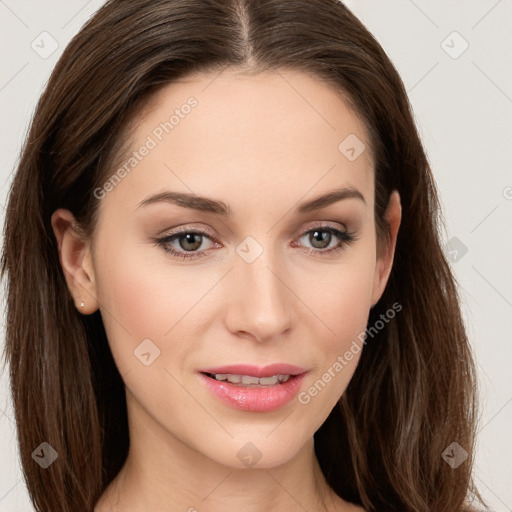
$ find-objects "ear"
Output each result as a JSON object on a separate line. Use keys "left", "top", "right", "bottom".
{"left": 51, "top": 209, "right": 99, "bottom": 314}
{"left": 370, "top": 190, "right": 401, "bottom": 307}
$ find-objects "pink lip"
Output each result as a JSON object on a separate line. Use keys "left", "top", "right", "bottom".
{"left": 198, "top": 364, "right": 308, "bottom": 413}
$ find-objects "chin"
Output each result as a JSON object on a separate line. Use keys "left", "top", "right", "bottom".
{"left": 201, "top": 433, "right": 310, "bottom": 471}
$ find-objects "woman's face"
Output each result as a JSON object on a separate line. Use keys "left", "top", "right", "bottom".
{"left": 59, "top": 69, "right": 399, "bottom": 469}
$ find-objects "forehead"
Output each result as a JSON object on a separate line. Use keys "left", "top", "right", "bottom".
{"left": 102, "top": 69, "right": 374, "bottom": 215}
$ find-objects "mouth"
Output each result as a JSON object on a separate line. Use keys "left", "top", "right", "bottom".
{"left": 202, "top": 372, "right": 295, "bottom": 386}
{"left": 197, "top": 364, "right": 308, "bottom": 412}
{"left": 198, "top": 363, "right": 307, "bottom": 379}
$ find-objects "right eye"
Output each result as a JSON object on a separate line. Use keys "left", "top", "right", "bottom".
{"left": 155, "top": 229, "right": 219, "bottom": 260}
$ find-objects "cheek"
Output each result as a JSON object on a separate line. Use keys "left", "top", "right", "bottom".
{"left": 93, "top": 233, "right": 219, "bottom": 377}
{"left": 292, "top": 247, "right": 375, "bottom": 410}
{"left": 307, "top": 270, "right": 371, "bottom": 336}
{"left": 92, "top": 234, "right": 175, "bottom": 373}
{"left": 299, "top": 252, "right": 375, "bottom": 347}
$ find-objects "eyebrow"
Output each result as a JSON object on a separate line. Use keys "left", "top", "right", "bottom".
{"left": 136, "top": 186, "right": 366, "bottom": 216}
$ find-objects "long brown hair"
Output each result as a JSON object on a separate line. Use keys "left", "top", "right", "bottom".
{"left": 1, "top": 1, "right": 484, "bottom": 510}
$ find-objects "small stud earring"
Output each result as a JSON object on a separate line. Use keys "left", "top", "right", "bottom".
{"left": 80, "top": 301, "right": 85, "bottom": 308}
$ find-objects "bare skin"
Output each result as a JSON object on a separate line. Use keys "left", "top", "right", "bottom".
{"left": 52, "top": 69, "right": 401, "bottom": 512}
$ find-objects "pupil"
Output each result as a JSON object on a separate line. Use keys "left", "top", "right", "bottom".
{"left": 179, "top": 233, "right": 202, "bottom": 251}
{"left": 310, "top": 230, "right": 331, "bottom": 249}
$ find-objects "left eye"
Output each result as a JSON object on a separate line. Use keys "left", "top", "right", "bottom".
{"left": 298, "top": 227, "right": 351, "bottom": 250}
{"left": 155, "top": 225, "right": 357, "bottom": 260}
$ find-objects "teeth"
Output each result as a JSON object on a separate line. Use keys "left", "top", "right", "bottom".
{"left": 241, "top": 375, "right": 260, "bottom": 385}
{"left": 226, "top": 374, "right": 242, "bottom": 384}
{"left": 212, "top": 374, "right": 291, "bottom": 385}
{"left": 258, "top": 376, "right": 278, "bottom": 385}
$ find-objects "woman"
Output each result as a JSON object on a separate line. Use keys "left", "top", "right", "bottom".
{"left": 1, "top": 0, "right": 486, "bottom": 511}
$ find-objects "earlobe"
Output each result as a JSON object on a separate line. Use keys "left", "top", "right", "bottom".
{"left": 50, "top": 209, "right": 99, "bottom": 314}
{"left": 370, "top": 190, "right": 401, "bottom": 306}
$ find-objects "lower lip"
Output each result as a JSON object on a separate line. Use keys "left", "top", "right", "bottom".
{"left": 199, "top": 373, "right": 307, "bottom": 412}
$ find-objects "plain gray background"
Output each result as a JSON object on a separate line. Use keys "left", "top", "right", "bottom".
{"left": 0, "top": 0, "right": 511, "bottom": 510}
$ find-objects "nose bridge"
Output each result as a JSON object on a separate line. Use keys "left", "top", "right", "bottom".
{"left": 225, "top": 237, "right": 292, "bottom": 341}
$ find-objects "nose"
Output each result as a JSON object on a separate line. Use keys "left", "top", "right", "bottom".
{"left": 223, "top": 248, "right": 293, "bottom": 343}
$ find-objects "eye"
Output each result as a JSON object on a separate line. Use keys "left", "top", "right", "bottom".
{"left": 295, "top": 226, "right": 357, "bottom": 256}
{"left": 155, "top": 230, "right": 218, "bottom": 260}
{"left": 154, "top": 224, "right": 358, "bottom": 261}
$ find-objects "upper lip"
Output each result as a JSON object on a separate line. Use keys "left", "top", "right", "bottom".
{"left": 199, "top": 364, "right": 308, "bottom": 378}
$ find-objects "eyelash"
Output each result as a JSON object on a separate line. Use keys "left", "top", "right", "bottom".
{"left": 154, "top": 224, "right": 358, "bottom": 261}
